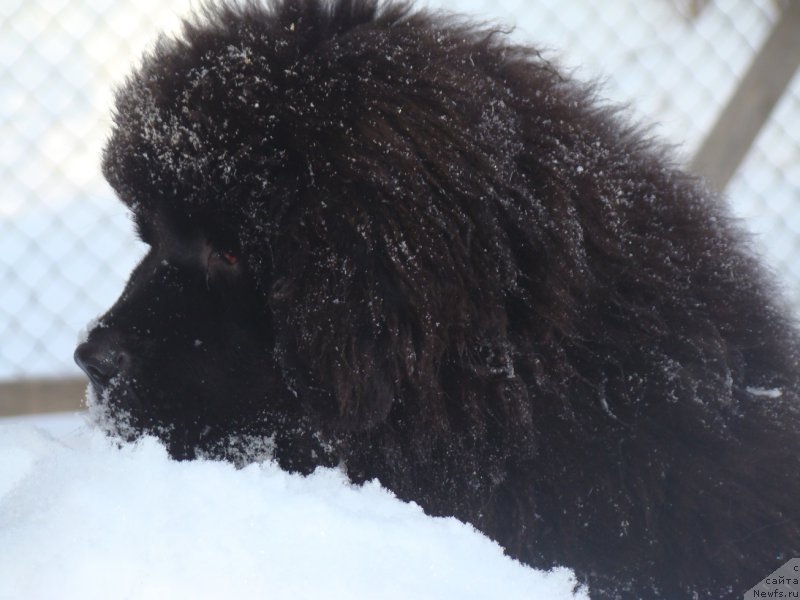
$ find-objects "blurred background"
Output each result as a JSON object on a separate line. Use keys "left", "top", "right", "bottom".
{"left": 1, "top": 0, "right": 799, "bottom": 414}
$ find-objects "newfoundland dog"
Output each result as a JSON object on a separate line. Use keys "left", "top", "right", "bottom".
{"left": 74, "top": 0, "right": 800, "bottom": 597}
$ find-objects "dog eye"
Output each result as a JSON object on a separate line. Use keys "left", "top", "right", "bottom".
{"left": 205, "top": 248, "right": 241, "bottom": 290}
{"left": 211, "top": 249, "right": 238, "bottom": 266}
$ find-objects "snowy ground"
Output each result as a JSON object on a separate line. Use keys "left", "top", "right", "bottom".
{"left": 0, "top": 413, "right": 588, "bottom": 600}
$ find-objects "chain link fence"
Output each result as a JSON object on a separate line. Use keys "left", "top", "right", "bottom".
{"left": 1, "top": 0, "right": 798, "bottom": 382}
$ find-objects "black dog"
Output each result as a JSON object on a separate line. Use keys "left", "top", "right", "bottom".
{"left": 75, "top": 0, "right": 800, "bottom": 597}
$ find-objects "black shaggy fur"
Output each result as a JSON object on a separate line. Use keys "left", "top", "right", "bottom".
{"left": 75, "top": 0, "right": 800, "bottom": 597}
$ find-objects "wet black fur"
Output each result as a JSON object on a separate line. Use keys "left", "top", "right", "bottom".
{"left": 82, "top": 0, "right": 800, "bottom": 597}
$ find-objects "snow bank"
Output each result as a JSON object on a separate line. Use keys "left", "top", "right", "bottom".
{"left": 0, "top": 416, "right": 587, "bottom": 600}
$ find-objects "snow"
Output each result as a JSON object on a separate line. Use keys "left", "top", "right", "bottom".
{"left": 0, "top": 413, "right": 588, "bottom": 600}
{"left": 746, "top": 386, "right": 783, "bottom": 399}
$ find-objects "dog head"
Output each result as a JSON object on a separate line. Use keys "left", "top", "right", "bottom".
{"left": 75, "top": 0, "right": 550, "bottom": 462}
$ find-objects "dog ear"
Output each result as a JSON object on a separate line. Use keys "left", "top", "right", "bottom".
{"left": 265, "top": 204, "right": 421, "bottom": 430}
{"left": 263, "top": 161, "right": 510, "bottom": 429}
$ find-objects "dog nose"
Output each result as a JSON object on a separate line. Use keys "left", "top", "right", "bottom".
{"left": 74, "top": 340, "right": 131, "bottom": 387}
